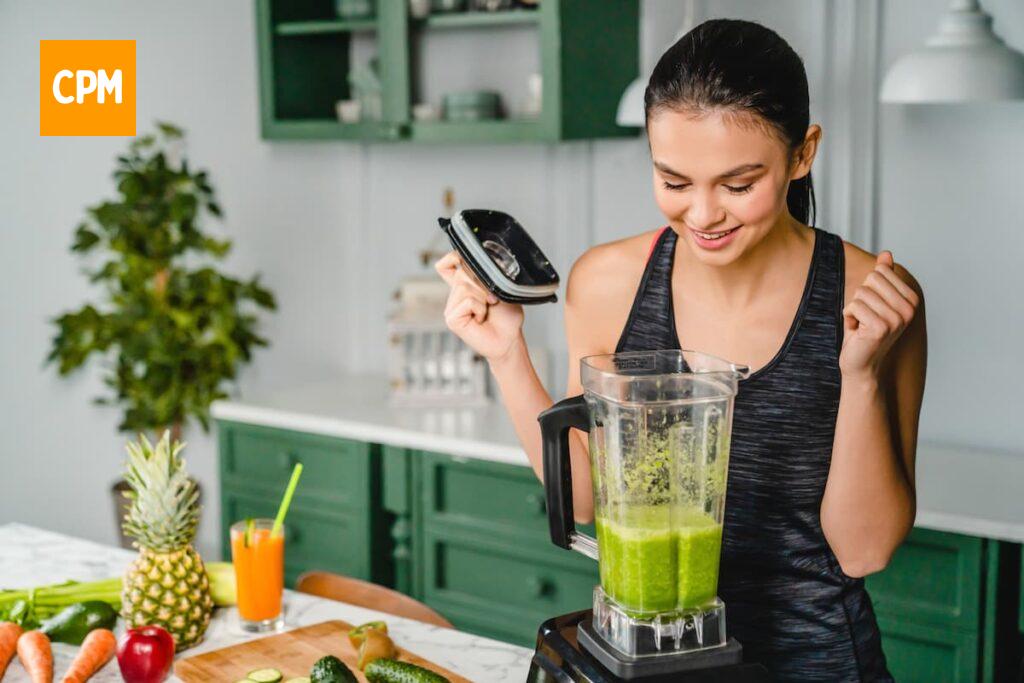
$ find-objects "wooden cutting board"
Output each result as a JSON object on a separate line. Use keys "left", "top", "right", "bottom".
{"left": 174, "top": 620, "right": 470, "bottom": 683}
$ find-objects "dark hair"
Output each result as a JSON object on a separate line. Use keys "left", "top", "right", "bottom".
{"left": 645, "top": 19, "right": 816, "bottom": 226}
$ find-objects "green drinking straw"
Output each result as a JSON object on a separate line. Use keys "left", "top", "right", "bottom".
{"left": 271, "top": 463, "right": 303, "bottom": 538}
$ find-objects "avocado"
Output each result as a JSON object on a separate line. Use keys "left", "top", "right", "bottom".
{"left": 40, "top": 601, "right": 118, "bottom": 645}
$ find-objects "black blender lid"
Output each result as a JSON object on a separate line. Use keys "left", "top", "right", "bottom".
{"left": 438, "top": 208, "right": 559, "bottom": 305}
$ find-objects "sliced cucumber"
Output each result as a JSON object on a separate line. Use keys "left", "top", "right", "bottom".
{"left": 284, "top": 679, "right": 312, "bottom": 683}
{"left": 247, "top": 668, "right": 283, "bottom": 683}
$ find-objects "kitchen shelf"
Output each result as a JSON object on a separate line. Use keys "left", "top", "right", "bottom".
{"left": 416, "top": 10, "right": 540, "bottom": 30}
{"left": 275, "top": 19, "right": 378, "bottom": 36}
{"left": 262, "top": 120, "right": 403, "bottom": 140}
{"left": 409, "top": 118, "right": 544, "bottom": 144}
{"left": 256, "top": 0, "right": 639, "bottom": 143}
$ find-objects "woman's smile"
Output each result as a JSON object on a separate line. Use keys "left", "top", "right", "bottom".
{"left": 688, "top": 225, "right": 742, "bottom": 250}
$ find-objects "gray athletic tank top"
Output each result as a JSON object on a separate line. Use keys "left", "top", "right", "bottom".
{"left": 616, "top": 227, "right": 891, "bottom": 682}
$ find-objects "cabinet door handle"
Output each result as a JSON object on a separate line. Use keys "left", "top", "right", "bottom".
{"left": 278, "top": 451, "right": 297, "bottom": 469}
{"left": 526, "top": 576, "right": 553, "bottom": 598}
{"left": 526, "top": 493, "right": 546, "bottom": 515}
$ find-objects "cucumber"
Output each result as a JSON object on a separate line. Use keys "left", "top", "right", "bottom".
{"left": 39, "top": 601, "right": 118, "bottom": 645}
{"left": 364, "top": 659, "right": 450, "bottom": 683}
{"left": 247, "top": 668, "right": 283, "bottom": 683}
{"left": 310, "top": 656, "right": 358, "bottom": 683}
{"left": 284, "top": 679, "right": 312, "bottom": 683}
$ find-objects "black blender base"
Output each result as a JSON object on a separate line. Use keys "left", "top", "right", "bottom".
{"left": 577, "top": 619, "right": 743, "bottom": 678}
{"left": 528, "top": 610, "right": 771, "bottom": 683}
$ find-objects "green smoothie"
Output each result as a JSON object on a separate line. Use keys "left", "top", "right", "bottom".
{"left": 596, "top": 506, "right": 722, "bottom": 615}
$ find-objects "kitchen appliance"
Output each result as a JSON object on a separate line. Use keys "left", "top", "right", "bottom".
{"left": 529, "top": 350, "right": 769, "bottom": 681}
{"left": 438, "top": 208, "right": 559, "bottom": 304}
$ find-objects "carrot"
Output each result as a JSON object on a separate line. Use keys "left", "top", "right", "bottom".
{"left": 16, "top": 630, "right": 52, "bottom": 683}
{"left": 60, "top": 629, "right": 116, "bottom": 683}
{"left": 0, "top": 622, "right": 24, "bottom": 678}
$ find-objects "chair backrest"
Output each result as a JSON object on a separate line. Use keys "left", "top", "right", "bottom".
{"left": 296, "top": 571, "right": 453, "bottom": 629}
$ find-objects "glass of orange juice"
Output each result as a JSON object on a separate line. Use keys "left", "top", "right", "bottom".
{"left": 230, "top": 518, "right": 285, "bottom": 633}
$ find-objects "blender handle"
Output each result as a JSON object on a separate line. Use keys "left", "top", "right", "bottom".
{"left": 538, "top": 395, "right": 594, "bottom": 555}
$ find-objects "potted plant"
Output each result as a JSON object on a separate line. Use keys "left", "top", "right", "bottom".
{"left": 47, "top": 122, "right": 276, "bottom": 546}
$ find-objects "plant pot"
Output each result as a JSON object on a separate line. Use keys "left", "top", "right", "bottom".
{"left": 111, "top": 478, "right": 202, "bottom": 550}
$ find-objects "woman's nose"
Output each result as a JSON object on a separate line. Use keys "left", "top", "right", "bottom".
{"left": 684, "top": 191, "right": 727, "bottom": 231}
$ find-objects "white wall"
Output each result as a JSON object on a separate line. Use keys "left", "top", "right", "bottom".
{"left": 2, "top": 0, "right": 1021, "bottom": 557}
{"left": 875, "top": 0, "right": 1024, "bottom": 451}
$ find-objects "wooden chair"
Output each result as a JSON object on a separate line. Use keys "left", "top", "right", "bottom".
{"left": 296, "top": 571, "right": 453, "bottom": 629}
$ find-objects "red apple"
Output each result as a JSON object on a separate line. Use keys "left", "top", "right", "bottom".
{"left": 116, "top": 625, "right": 176, "bottom": 683}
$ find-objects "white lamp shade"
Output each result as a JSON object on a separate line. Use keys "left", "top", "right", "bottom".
{"left": 616, "top": 76, "right": 647, "bottom": 127}
{"left": 881, "top": 0, "right": 1024, "bottom": 103}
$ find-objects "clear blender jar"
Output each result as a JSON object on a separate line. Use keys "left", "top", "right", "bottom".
{"left": 539, "top": 350, "right": 747, "bottom": 664}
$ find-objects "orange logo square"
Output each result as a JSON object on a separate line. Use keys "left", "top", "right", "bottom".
{"left": 40, "top": 40, "right": 136, "bottom": 136}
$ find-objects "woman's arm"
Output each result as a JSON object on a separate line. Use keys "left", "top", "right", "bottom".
{"left": 821, "top": 250, "right": 927, "bottom": 578}
{"left": 437, "top": 247, "right": 626, "bottom": 523}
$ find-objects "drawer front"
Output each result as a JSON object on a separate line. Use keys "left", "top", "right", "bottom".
{"left": 221, "top": 492, "right": 372, "bottom": 587}
{"left": 865, "top": 528, "right": 983, "bottom": 629}
{"left": 420, "top": 527, "right": 598, "bottom": 631}
{"left": 877, "top": 616, "right": 979, "bottom": 683}
{"left": 219, "top": 422, "right": 373, "bottom": 507}
{"left": 419, "top": 451, "right": 550, "bottom": 537}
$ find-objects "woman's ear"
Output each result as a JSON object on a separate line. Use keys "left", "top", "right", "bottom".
{"left": 790, "top": 124, "right": 822, "bottom": 181}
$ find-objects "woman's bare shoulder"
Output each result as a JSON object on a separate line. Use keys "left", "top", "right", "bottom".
{"left": 562, "top": 229, "right": 663, "bottom": 355}
{"left": 841, "top": 239, "right": 924, "bottom": 305}
{"left": 566, "top": 229, "right": 662, "bottom": 306}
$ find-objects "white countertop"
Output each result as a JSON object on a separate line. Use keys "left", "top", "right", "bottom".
{"left": 212, "top": 375, "right": 528, "bottom": 465}
{"left": 0, "top": 523, "right": 532, "bottom": 683}
{"left": 213, "top": 375, "right": 1024, "bottom": 544}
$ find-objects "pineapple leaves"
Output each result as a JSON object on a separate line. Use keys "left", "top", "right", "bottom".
{"left": 45, "top": 123, "right": 275, "bottom": 435}
{"left": 123, "top": 431, "right": 200, "bottom": 551}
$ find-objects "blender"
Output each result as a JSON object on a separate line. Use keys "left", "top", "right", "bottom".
{"left": 528, "top": 350, "right": 769, "bottom": 682}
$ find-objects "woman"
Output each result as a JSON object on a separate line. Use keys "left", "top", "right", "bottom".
{"left": 437, "top": 19, "right": 925, "bottom": 682}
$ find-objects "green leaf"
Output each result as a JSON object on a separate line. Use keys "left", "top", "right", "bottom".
{"left": 71, "top": 223, "right": 101, "bottom": 252}
{"left": 156, "top": 121, "right": 184, "bottom": 139}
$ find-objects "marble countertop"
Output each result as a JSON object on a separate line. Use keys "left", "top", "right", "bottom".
{"left": 0, "top": 523, "right": 533, "bottom": 683}
{"left": 212, "top": 374, "right": 1024, "bottom": 544}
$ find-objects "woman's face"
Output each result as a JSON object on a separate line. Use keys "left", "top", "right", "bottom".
{"left": 647, "top": 107, "right": 811, "bottom": 265}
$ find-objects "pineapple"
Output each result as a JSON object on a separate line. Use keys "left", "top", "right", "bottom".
{"left": 120, "top": 431, "right": 214, "bottom": 650}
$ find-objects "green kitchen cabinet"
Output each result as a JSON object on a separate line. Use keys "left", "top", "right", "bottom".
{"left": 411, "top": 450, "right": 599, "bottom": 646}
{"left": 255, "top": 0, "right": 639, "bottom": 142}
{"left": 865, "top": 529, "right": 1023, "bottom": 682}
{"left": 217, "top": 421, "right": 386, "bottom": 587}
{"left": 875, "top": 616, "right": 980, "bottom": 683}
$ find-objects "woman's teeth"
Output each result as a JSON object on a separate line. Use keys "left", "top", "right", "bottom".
{"left": 695, "top": 228, "right": 737, "bottom": 240}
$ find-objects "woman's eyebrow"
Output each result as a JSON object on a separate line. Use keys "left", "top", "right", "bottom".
{"left": 654, "top": 161, "right": 764, "bottom": 179}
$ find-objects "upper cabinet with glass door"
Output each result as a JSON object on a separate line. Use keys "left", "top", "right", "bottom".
{"left": 255, "top": 0, "right": 639, "bottom": 143}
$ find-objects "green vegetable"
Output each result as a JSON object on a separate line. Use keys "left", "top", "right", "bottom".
{"left": 0, "top": 562, "right": 235, "bottom": 628}
{"left": 246, "top": 668, "right": 282, "bottom": 683}
{"left": 40, "top": 600, "right": 118, "bottom": 644}
{"left": 364, "top": 659, "right": 450, "bottom": 683}
{"left": 0, "top": 577, "right": 122, "bottom": 628}
{"left": 310, "top": 655, "right": 358, "bottom": 683}
{"left": 284, "top": 679, "right": 312, "bottom": 683}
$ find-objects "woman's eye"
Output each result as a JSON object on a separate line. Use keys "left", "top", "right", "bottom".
{"left": 724, "top": 183, "right": 754, "bottom": 194}
{"left": 662, "top": 181, "right": 689, "bottom": 191}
